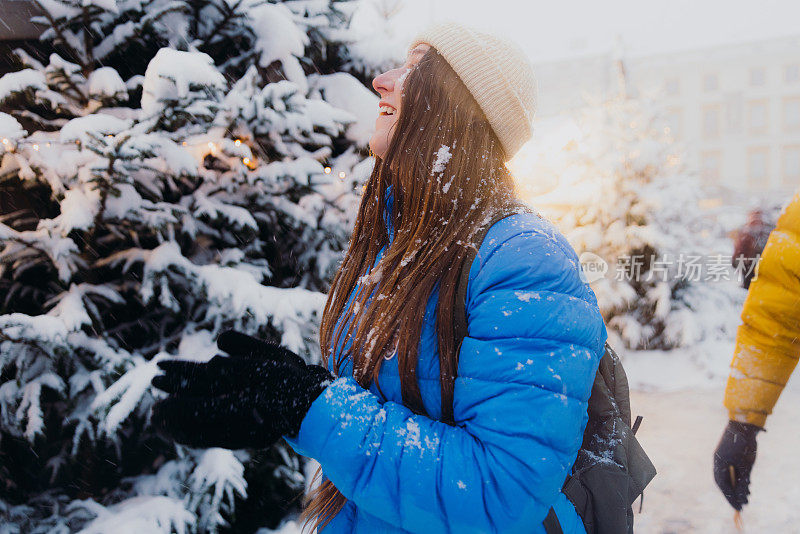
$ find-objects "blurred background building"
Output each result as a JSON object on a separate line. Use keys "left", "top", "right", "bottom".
{"left": 534, "top": 35, "right": 800, "bottom": 194}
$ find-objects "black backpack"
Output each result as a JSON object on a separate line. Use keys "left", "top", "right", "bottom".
{"left": 453, "top": 205, "right": 657, "bottom": 534}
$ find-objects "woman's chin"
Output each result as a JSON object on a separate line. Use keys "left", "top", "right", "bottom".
{"left": 368, "top": 137, "right": 387, "bottom": 159}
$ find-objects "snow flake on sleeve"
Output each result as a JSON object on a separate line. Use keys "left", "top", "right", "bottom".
{"left": 403, "top": 419, "right": 421, "bottom": 449}
{"left": 514, "top": 290, "right": 541, "bottom": 302}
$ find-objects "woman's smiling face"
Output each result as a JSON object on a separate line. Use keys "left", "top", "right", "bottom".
{"left": 368, "top": 44, "right": 431, "bottom": 159}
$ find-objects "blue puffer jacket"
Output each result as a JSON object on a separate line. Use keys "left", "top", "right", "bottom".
{"left": 285, "top": 190, "right": 607, "bottom": 533}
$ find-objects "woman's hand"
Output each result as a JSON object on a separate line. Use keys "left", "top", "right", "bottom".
{"left": 150, "top": 331, "right": 333, "bottom": 449}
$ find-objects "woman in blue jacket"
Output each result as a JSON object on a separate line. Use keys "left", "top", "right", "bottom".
{"left": 152, "top": 23, "right": 607, "bottom": 533}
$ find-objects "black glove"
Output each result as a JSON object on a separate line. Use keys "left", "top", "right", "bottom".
{"left": 151, "top": 330, "right": 334, "bottom": 449}
{"left": 151, "top": 330, "right": 308, "bottom": 394}
{"left": 713, "top": 420, "right": 762, "bottom": 510}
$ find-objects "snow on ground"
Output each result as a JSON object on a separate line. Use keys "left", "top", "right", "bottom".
{"left": 626, "top": 343, "right": 800, "bottom": 533}
{"left": 624, "top": 339, "right": 739, "bottom": 393}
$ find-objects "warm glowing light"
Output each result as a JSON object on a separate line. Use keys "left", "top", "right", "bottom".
{"left": 207, "top": 142, "right": 215, "bottom": 149}
{"left": 242, "top": 157, "right": 256, "bottom": 169}
{"left": 32, "top": 144, "right": 39, "bottom": 151}
{"left": 243, "top": 157, "right": 251, "bottom": 165}
{"left": 106, "top": 135, "right": 113, "bottom": 139}
{"left": 338, "top": 171, "right": 346, "bottom": 179}
{"left": 234, "top": 139, "right": 242, "bottom": 146}
{"left": 182, "top": 141, "right": 187, "bottom": 146}
{"left": 324, "top": 166, "right": 332, "bottom": 174}
{"left": 1, "top": 138, "right": 8, "bottom": 145}
{"left": 699, "top": 198, "right": 723, "bottom": 209}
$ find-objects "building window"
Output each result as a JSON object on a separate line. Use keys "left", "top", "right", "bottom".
{"left": 704, "top": 74, "right": 719, "bottom": 92}
{"left": 786, "top": 64, "right": 800, "bottom": 83}
{"left": 664, "top": 78, "right": 680, "bottom": 96}
{"left": 701, "top": 151, "right": 722, "bottom": 183}
{"left": 783, "top": 97, "right": 800, "bottom": 132}
{"left": 703, "top": 105, "right": 721, "bottom": 138}
{"left": 725, "top": 95, "right": 743, "bottom": 133}
{"left": 782, "top": 146, "right": 800, "bottom": 186}
{"left": 747, "top": 100, "right": 769, "bottom": 134}
{"left": 749, "top": 67, "right": 766, "bottom": 87}
{"left": 747, "top": 148, "right": 769, "bottom": 186}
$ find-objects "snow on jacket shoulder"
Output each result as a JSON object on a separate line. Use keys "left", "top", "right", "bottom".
{"left": 725, "top": 191, "right": 800, "bottom": 428}
{"left": 285, "top": 210, "right": 607, "bottom": 534}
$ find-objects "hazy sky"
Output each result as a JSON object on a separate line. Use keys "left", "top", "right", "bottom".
{"left": 391, "top": 0, "right": 800, "bottom": 62}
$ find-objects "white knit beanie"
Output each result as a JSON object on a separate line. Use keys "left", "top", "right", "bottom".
{"left": 409, "top": 23, "right": 538, "bottom": 160}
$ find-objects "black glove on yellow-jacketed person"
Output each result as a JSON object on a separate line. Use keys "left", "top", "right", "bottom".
{"left": 150, "top": 330, "right": 334, "bottom": 449}
{"left": 713, "top": 420, "right": 762, "bottom": 511}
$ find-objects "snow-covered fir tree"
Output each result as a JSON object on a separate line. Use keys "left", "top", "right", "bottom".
{"left": 513, "top": 93, "right": 743, "bottom": 351}
{"left": 0, "top": 1, "right": 380, "bottom": 531}
{"left": 346, "top": 0, "right": 407, "bottom": 79}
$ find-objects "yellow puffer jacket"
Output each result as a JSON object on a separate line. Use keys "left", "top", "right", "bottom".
{"left": 724, "top": 191, "right": 800, "bottom": 428}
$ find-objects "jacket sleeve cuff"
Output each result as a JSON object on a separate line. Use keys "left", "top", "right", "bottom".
{"left": 283, "top": 376, "right": 361, "bottom": 459}
{"left": 728, "top": 408, "right": 767, "bottom": 428}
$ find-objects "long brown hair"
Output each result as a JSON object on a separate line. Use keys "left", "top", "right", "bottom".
{"left": 301, "top": 48, "right": 518, "bottom": 532}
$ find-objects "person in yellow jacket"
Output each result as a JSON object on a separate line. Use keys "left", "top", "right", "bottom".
{"left": 713, "top": 190, "right": 800, "bottom": 511}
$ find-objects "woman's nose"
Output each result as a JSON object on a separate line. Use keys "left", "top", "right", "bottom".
{"left": 372, "top": 70, "right": 394, "bottom": 95}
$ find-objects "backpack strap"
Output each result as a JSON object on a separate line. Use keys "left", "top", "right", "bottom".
{"left": 543, "top": 508, "right": 564, "bottom": 534}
